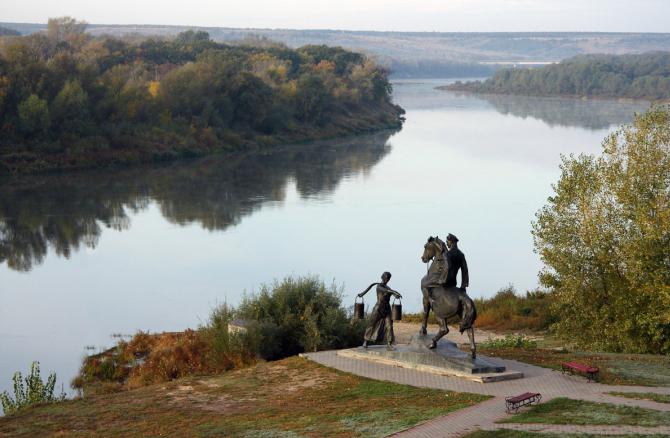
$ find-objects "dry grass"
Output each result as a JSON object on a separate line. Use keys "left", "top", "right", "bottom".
{"left": 0, "top": 356, "right": 489, "bottom": 437}
{"left": 73, "top": 329, "right": 256, "bottom": 395}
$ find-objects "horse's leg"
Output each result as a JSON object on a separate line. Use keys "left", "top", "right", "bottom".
{"left": 467, "top": 327, "right": 476, "bottom": 360}
{"left": 420, "top": 287, "right": 430, "bottom": 336}
{"left": 428, "top": 317, "right": 449, "bottom": 349}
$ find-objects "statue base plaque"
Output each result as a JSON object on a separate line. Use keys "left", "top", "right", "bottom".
{"left": 337, "top": 334, "right": 523, "bottom": 383}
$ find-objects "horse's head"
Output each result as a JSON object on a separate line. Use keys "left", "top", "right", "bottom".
{"left": 421, "top": 236, "right": 444, "bottom": 263}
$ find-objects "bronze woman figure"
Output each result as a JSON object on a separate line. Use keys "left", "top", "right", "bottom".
{"left": 358, "top": 271, "right": 402, "bottom": 350}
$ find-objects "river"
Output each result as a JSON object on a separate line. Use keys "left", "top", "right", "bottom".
{"left": 0, "top": 79, "right": 650, "bottom": 396}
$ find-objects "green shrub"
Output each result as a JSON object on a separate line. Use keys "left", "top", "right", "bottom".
{"left": 238, "top": 275, "right": 364, "bottom": 359}
{"left": 480, "top": 334, "right": 537, "bottom": 349}
{"left": 1, "top": 362, "right": 65, "bottom": 415}
{"left": 475, "top": 285, "right": 556, "bottom": 331}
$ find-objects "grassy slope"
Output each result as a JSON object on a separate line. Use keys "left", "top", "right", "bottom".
{"left": 477, "top": 347, "right": 670, "bottom": 386}
{"left": 498, "top": 398, "right": 670, "bottom": 427}
{"left": 609, "top": 392, "right": 670, "bottom": 404}
{"left": 0, "top": 356, "right": 488, "bottom": 437}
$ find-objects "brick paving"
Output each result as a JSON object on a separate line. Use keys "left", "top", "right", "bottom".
{"left": 302, "top": 350, "right": 670, "bottom": 437}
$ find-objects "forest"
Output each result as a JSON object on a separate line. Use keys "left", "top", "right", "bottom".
{"left": 445, "top": 52, "right": 670, "bottom": 100}
{"left": 0, "top": 18, "right": 404, "bottom": 174}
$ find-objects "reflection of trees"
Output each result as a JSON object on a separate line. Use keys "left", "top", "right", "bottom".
{"left": 469, "top": 93, "right": 650, "bottom": 130}
{"left": 0, "top": 131, "right": 393, "bottom": 271}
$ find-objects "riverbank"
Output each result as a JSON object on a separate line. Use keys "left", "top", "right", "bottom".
{"left": 0, "top": 102, "right": 403, "bottom": 176}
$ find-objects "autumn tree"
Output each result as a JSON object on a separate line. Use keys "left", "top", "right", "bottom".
{"left": 47, "top": 17, "right": 87, "bottom": 44}
{"left": 18, "top": 94, "right": 50, "bottom": 135}
{"left": 533, "top": 106, "right": 670, "bottom": 353}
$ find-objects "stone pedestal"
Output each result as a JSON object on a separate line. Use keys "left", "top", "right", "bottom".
{"left": 337, "top": 334, "right": 523, "bottom": 383}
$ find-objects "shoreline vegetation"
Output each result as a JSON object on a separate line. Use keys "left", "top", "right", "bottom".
{"left": 0, "top": 17, "right": 404, "bottom": 175}
{"left": 440, "top": 52, "right": 670, "bottom": 101}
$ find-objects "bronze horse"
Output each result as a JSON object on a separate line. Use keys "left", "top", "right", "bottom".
{"left": 420, "top": 236, "right": 477, "bottom": 359}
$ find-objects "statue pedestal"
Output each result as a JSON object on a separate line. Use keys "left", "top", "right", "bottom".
{"left": 337, "top": 334, "right": 523, "bottom": 383}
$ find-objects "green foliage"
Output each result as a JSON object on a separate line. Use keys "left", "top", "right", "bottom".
{"left": 238, "top": 276, "right": 365, "bottom": 359}
{"left": 0, "top": 19, "right": 403, "bottom": 173}
{"left": 51, "top": 79, "right": 89, "bottom": 134}
{"left": 533, "top": 106, "right": 670, "bottom": 354}
{"left": 1, "top": 362, "right": 64, "bottom": 415}
{"left": 449, "top": 52, "right": 670, "bottom": 100}
{"left": 480, "top": 334, "right": 537, "bottom": 349}
{"left": 475, "top": 285, "right": 557, "bottom": 331}
{"left": 18, "top": 94, "right": 50, "bottom": 135}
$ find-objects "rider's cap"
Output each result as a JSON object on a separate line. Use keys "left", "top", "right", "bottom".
{"left": 446, "top": 233, "right": 459, "bottom": 243}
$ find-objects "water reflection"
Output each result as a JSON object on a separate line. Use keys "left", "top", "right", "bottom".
{"left": 0, "top": 131, "right": 393, "bottom": 272}
{"left": 392, "top": 79, "right": 649, "bottom": 130}
{"left": 456, "top": 92, "right": 650, "bottom": 130}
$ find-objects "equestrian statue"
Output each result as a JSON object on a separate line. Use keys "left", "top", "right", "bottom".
{"left": 420, "top": 233, "right": 477, "bottom": 359}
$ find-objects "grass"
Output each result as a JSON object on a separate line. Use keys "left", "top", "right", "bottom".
{"left": 609, "top": 392, "right": 670, "bottom": 404}
{"left": 463, "top": 431, "right": 670, "bottom": 438}
{"left": 0, "top": 356, "right": 489, "bottom": 437}
{"left": 498, "top": 397, "right": 670, "bottom": 427}
{"left": 477, "top": 346, "right": 670, "bottom": 386}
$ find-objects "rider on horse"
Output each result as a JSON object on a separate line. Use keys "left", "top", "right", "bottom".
{"left": 441, "top": 233, "right": 469, "bottom": 291}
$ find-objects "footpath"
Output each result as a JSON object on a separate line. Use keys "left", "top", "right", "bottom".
{"left": 303, "top": 333, "right": 670, "bottom": 437}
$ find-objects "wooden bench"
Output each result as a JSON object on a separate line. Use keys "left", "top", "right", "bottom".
{"left": 505, "top": 392, "right": 542, "bottom": 413}
{"left": 561, "top": 361, "right": 599, "bottom": 382}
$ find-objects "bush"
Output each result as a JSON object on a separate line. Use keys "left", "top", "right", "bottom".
{"left": 480, "top": 334, "right": 537, "bottom": 349}
{"left": 474, "top": 285, "right": 557, "bottom": 332}
{"left": 1, "top": 362, "right": 65, "bottom": 415}
{"left": 238, "top": 276, "right": 364, "bottom": 360}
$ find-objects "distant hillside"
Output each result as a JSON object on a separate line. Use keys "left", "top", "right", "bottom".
{"left": 444, "top": 52, "right": 670, "bottom": 101}
{"left": 0, "top": 25, "right": 20, "bottom": 36}
{"left": 3, "top": 21, "right": 670, "bottom": 77}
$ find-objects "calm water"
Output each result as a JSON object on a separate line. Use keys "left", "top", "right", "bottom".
{"left": 0, "top": 79, "right": 649, "bottom": 395}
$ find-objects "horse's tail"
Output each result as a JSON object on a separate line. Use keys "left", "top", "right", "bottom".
{"left": 459, "top": 293, "right": 477, "bottom": 333}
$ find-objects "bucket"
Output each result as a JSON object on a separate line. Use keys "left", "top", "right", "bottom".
{"left": 353, "top": 296, "right": 365, "bottom": 320}
{"left": 392, "top": 298, "right": 402, "bottom": 321}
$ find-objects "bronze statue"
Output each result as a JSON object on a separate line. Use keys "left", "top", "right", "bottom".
{"left": 358, "top": 271, "right": 403, "bottom": 350}
{"left": 420, "top": 235, "right": 477, "bottom": 359}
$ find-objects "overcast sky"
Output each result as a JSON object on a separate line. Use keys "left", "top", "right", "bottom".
{"left": 2, "top": 0, "right": 670, "bottom": 32}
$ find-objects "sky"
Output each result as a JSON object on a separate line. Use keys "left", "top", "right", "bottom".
{"left": 1, "top": 0, "right": 670, "bottom": 33}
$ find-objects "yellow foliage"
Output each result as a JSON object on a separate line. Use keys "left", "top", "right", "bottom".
{"left": 147, "top": 81, "right": 160, "bottom": 98}
{"left": 314, "top": 60, "right": 335, "bottom": 73}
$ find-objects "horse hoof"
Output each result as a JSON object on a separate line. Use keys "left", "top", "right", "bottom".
{"left": 419, "top": 328, "right": 427, "bottom": 336}
{"left": 428, "top": 341, "right": 437, "bottom": 349}
{"left": 471, "top": 353, "right": 476, "bottom": 360}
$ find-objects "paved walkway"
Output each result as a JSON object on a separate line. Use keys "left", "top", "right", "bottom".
{"left": 302, "top": 349, "right": 670, "bottom": 438}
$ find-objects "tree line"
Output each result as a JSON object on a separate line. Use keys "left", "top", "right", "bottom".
{"left": 445, "top": 52, "right": 670, "bottom": 101}
{"left": 0, "top": 18, "right": 404, "bottom": 174}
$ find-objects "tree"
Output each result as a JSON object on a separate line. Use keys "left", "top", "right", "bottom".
{"left": 51, "top": 79, "right": 89, "bottom": 133}
{"left": 18, "top": 94, "right": 50, "bottom": 135}
{"left": 47, "top": 17, "right": 87, "bottom": 44}
{"left": 533, "top": 106, "right": 670, "bottom": 354}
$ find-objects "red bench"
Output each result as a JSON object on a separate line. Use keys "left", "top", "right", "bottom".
{"left": 561, "top": 361, "right": 599, "bottom": 382}
{"left": 505, "top": 392, "right": 542, "bottom": 413}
